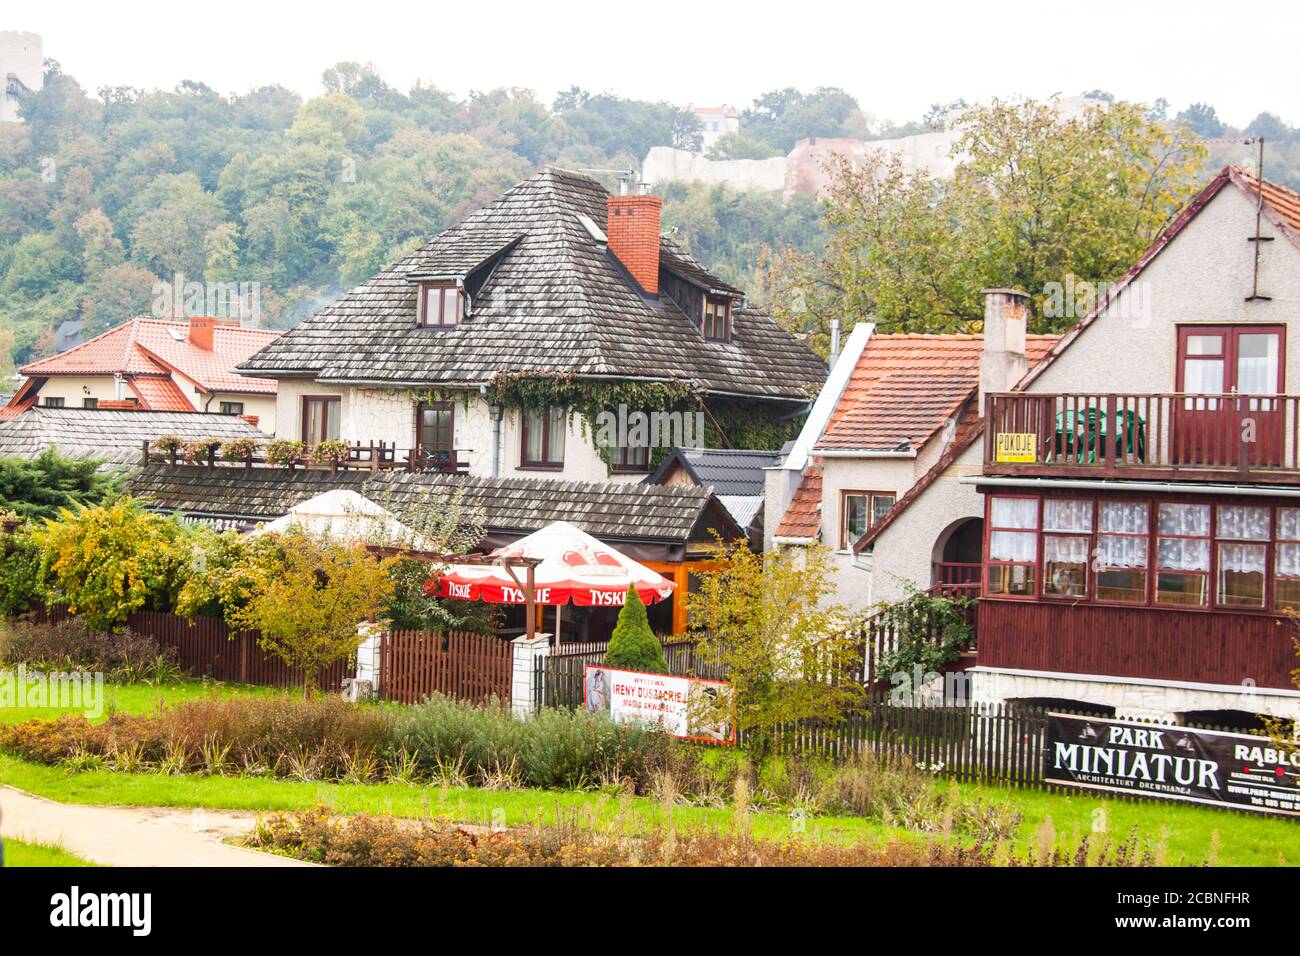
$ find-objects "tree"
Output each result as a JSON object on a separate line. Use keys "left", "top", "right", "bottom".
{"left": 34, "top": 497, "right": 193, "bottom": 629}
{"left": 763, "top": 98, "right": 1209, "bottom": 350}
{"left": 1177, "top": 103, "right": 1226, "bottom": 139}
{"left": 0, "top": 449, "right": 119, "bottom": 519}
{"left": 704, "top": 132, "right": 780, "bottom": 161}
{"left": 227, "top": 528, "right": 396, "bottom": 696}
{"left": 604, "top": 587, "right": 667, "bottom": 673}
{"left": 688, "top": 541, "right": 863, "bottom": 758}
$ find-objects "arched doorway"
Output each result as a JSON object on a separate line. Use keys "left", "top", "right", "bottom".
{"left": 930, "top": 516, "right": 983, "bottom": 593}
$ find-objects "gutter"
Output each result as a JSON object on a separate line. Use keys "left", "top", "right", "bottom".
{"left": 814, "top": 448, "right": 917, "bottom": 459}
{"left": 960, "top": 475, "right": 1300, "bottom": 498}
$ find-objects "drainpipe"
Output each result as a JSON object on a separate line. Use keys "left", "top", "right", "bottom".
{"left": 486, "top": 387, "right": 504, "bottom": 478}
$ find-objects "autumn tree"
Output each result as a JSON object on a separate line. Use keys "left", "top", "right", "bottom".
{"left": 34, "top": 497, "right": 194, "bottom": 629}
{"left": 226, "top": 527, "right": 396, "bottom": 697}
{"left": 688, "top": 540, "right": 863, "bottom": 757}
{"left": 762, "top": 98, "right": 1208, "bottom": 353}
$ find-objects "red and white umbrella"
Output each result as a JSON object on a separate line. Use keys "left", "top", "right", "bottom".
{"left": 426, "top": 521, "right": 675, "bottom": 607}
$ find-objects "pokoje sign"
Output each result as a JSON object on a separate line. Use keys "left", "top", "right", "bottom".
{"left": 583, "top": 664, "right": 734, "bottom": 744}
{"left": 994, "top": 431, "right": 1037, "bottom": 463}
{"left": 1045, "top": 712, "right": 1300, "bottom": 817}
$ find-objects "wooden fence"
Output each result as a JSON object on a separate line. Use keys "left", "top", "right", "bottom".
{"left": 127, "top": 610, "right": 352, "bottom": 690}
{"left": 379, "top": 629, "right": 512, "bottom": 705}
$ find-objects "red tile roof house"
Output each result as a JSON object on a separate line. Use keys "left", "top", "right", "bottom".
{"left": 0, "top": 316, "right": 281, "bottom": 431}
{"left": 771, "top": 166, "right": 1300, "bottom": 727}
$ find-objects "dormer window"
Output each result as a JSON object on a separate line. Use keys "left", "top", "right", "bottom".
{"left": 703, "top": 296, "right": 732, "bottom": 342}
{"left": 419, "top": 281, "right": 461, "bottom": 328}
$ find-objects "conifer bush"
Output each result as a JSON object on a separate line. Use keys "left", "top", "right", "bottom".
{"left": 603, "top": 586, "right": 667, "bottom": 673}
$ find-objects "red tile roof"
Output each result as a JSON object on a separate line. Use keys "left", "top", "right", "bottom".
{"left": 817, "top": 334, "right": 1059, "bottom": 452}
{"left": 17, "top": 318, "right": 280, "bottom": 395}
{"left": 774, "top": 466, "right": 823, "bottom": 540}
{"left": 128, "top": 376, "right": 196, "bottom": 412}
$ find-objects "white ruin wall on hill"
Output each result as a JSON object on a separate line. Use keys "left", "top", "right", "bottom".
{"left": 0, "top": 31, "right": 43, "bottom": 124}
{"left": 644, "top": 96, "right": 1102, "bottom": 199}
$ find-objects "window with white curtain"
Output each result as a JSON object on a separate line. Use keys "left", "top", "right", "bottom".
{"left": 1044, "top": 499, "right": 1092, "bottom": 598}
{"left": 988, "top": 496, "right": 1038, "bottom": 596}
{"left": 1096, "top": 501, "right": 1148, "bottom": 602}
{"left": 1216, "top": 503, "right": 1268, "bottom": 608}
{"left": 1278, "top": 507, "right": 1300, "bottom": 611}
{"left": 1156, "top": 503, "right": 1210, "bottom": 607}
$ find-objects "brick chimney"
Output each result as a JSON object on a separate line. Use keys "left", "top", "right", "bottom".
{"left": 606, "top": 193, "right": 662, "bottom": 294}
{"left": 240, "top": 414, "right": 260, "bottom": 429}
{"left": 188, "top": 316, "right": 222, "bottom": 350}
{"left": 979, "top": 288, "right": 1029, "bottom": 410}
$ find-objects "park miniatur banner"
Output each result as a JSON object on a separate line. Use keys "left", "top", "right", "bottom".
{"left": 1045, "top": 712, "right": 1300, "bottom": 817}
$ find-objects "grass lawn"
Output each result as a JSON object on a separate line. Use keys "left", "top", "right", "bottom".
{"left": 0, "top": 679, "right": 1295, "bottom": 866}
{"left": 0, "top": 679, "right": 289, "bottom": 726}
{"left": 3, "top": 837, "right": 98, "bottom": 867}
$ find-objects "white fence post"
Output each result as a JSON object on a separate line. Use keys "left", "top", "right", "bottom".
{"left": 353, "top": 622, "right": 384, "bottom": 698}
{"left": 511, "top": 635, "right": 550, "bottom": 718}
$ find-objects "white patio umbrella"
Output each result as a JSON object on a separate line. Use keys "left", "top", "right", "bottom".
{"left": 251, "top": 490, "right": 434, "bottom": 549}
{"left": 428, "top": 520, "right": 675, "bottom": 643}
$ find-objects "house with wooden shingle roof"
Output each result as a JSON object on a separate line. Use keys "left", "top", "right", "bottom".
{"left": 237, "top": 167, "right": 826, "bottom": 482}
{"left": 1, "top": 316, "right": 280, "bottom": 430}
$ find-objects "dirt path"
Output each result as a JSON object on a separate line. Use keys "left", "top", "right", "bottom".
{"left": 0, "top": 786, "right": 314, "bottom": 867}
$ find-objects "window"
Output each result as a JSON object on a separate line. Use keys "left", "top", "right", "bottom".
{"left": 703, "top": 297, "right": 732, "bottom": 341}
{"left": 613, "top": 443, "right": 651, "bottom": 472}
{"left": 219, "top": 401, "right": 244, "bottom": 416}
{"left": 521, "top": 406, "right": 565, "bottom": 468}
{"left": 1216, "top": 504, "right": 1269, "bottom": 608}
{"left": 419, "top": 282, "right": 461, "bottom": 328}
{"left": 1096, "top": 501, "right": 1148, "bottom": 603}
{"left": 43, "top": 396, "right": 64, "bottom": 408}
{"left": 840, "top": 491, "right": 896, "bottom": 550}
{"left": 1156, "top": 503, "right": 1210, "bottom": 607}
{"left": 301, "top": 396, "right": 340, "bottom": 445}
{"left": 82, "top": 397, "right": 98, "bottom": 409}
{"left": 416, "top": 402, "right": 454, "bottom": 463}
{"left": 1043, "top": 499, "right": 1092, "bottom": 598}
{"left": 1276, "top": 508, "right": 1300, "bottom": 611}
{"left": 987, "top": 497, "right": 1038, "bottom": 596}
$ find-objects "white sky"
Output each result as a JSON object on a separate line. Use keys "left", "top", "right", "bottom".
{"left": 9, "top": 0, "right": 1299, "bottom": 128}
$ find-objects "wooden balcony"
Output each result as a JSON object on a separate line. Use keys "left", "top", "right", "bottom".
{"left": 984, "top": 391, "right": 1300, "bottom": 484}
{"left": 976, "top": 599, "right": 1298, "bottom": 690}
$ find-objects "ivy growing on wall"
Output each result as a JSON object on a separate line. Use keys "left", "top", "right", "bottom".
{"left": 409, "top": 372, "right": 809, "bottom": 474}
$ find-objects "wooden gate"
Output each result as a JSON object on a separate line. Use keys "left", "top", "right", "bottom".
{"left": 378, "top": 629, "right": 512, "bottom": 705}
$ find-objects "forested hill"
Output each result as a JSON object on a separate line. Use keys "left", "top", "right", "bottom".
{"left": 0, "top": 63, "right": 832, "bottom": 378}
{"left": 0, "top": 60, "right": 1296, "bottom": 381}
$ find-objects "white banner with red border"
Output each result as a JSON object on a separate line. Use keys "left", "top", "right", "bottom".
{"left": 583, "top": 664, "right": 734, "bottom": 744}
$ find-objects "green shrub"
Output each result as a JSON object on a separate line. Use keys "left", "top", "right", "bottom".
{"left": 387, "top": 695, "right": 670, "bottom": 791}
{"left": 0, "top": 618, "right": 174, "bottom": 681}
{"left": 0, "top": 525, "right": 48, "bottom": 616}
{"left": 604, "top": 586, "right": 666, "bottom": 673}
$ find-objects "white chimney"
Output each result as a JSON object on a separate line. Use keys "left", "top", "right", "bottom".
{"left": 979, "top": 288, "right": 1029, "bottom": 411}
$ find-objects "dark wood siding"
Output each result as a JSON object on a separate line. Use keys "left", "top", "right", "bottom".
{"left": 977, "top": 599, "right": 1297, "bottom": 690}
{"left": 659, "top": 269, "right": 704, "bottom": 329}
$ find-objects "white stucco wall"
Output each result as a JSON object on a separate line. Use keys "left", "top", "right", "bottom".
{"left": 1027, "top": 183, "right": 1300, "bottom": 397}
{"left": 29, "top": 374, "right": 274, "bottom": 431}
{"left": 863, "top": 440, "right": 986, "bottom": 606}
{"left": 274, "top": 380, "right": 646, "bottom": 482}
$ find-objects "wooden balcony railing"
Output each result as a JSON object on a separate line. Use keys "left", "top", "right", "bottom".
{"left": 930, "top": 561, "right": 982, "bottom": 598}
{"left": 984, "top": 392, "right": 1300, "bottom": 484}
{"left": 141, "top": 440, "right": 472, "bottom": 476}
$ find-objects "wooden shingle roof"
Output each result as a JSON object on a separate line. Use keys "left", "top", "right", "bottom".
{"left": 0, "top": 408, "right": 265, "bottom": 466}
{"left": 127, "top": 465, "right": 739, "bottom": 546}
{"left": 239, "top": 167, "right": 825, "bottom": 401}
